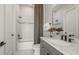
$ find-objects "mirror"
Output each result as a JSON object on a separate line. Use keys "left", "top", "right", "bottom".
{"left": 43, "top": 4, "right": 79, "bottom": 38}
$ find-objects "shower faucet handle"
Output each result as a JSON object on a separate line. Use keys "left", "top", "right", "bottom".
{"left": 11, "top": 34, "right": 14, "bottom": 36}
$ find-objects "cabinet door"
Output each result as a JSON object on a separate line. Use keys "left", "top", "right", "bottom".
{"left": 45, "top": 48, "right": 56, "bottom": 55}
{"left": 40, "top": 47, "right": 45, "bottom": 55}
{"left": 44, "top": 49, "right": 51, "bottom": 55}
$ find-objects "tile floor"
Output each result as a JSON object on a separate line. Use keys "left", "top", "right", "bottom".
{"left": 15, "top": 42, "right": 40, "bottom": 55}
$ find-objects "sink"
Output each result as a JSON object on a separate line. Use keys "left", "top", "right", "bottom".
{"left": 49, "top": 39, "right": 71, "bottom": 46}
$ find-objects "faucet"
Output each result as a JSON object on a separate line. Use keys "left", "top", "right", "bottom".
{"left": 61, "top": 33, "right": 75, "bottom": 43}
{"left": 68, "top": 34, "right": 75, "bottom": 42}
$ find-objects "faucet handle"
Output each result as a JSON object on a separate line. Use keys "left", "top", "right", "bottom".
{"left": 69, "top": 34, "right": 75, "bottom": 36}
{"left": 68, "top": 34, "right": 75, "bottom": 42}
{"left": 68, "top": 38, "right": 74, "bottom": 42}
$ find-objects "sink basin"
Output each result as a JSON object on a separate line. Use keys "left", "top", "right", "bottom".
{"left": 49, "top": 39, "right": 71, "bottom": 46}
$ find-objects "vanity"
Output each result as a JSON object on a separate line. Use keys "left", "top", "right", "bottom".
{"left": 40, "top": 37, "right": 63, "bottom": 55}
{"left": 40, "top": 37, "right": 79, "bottom": 55}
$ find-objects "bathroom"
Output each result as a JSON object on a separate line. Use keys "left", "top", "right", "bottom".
{"left": 41, "top": 4, "right": 79, "bottom": 55}
{"left": 0, "top": 4, "right": 79, "bottom": 55}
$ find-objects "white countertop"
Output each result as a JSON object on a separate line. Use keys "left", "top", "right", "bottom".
{"left": 40, "top": 37, "right": 79, "bottom": 55}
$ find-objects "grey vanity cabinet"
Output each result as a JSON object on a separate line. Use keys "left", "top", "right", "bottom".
{"left": 40, "top": 47, "right": 45, "bottom": 55}
{"left": 44, "top": 48, "right": 53, "bottom": 55}
{"left": 40, "top": 45, "right": 52, "bottom": 55}
{"left": 40, "top": 39, "right": 63, "bottom": 55}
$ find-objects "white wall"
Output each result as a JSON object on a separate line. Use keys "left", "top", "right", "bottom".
{"left": 20, "top": 5, "right": 34, "bottom": 23}
{"left": 21, "top": 24, "right": 34, "bottom": 41}
{"left": 0, "top": 4, "right": 17, "bottom": 55}
{"left": 44, "top": 4, "right": 54, "bottom": 24}
{"left": 4, "top": 4, "right": 17, "bottom": 55}
{"left": 0, "top": 4, "right": 5, "bottom": 55}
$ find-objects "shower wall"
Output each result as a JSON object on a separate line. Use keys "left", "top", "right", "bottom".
{"left": 16, "top": 5, "right": 34, "bottom": 42}
{"left": 20, "top": 23, "right": 34, "bottom": 42}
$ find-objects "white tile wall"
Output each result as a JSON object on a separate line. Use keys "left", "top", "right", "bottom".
{"left": 16, "top": 42, "right": 40, "bottom": 55}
